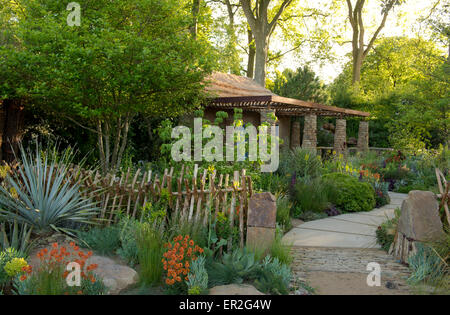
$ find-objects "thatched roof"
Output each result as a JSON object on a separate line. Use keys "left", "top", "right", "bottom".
{"left": 205, "top": 72, "right": 370, "bottom": 118}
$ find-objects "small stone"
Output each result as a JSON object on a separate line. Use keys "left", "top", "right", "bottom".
{"left": 385, "top": 281, "right": 398, "bottom": 290}
{"left": 209, "top": 284, "right": 264, "bottom": 295}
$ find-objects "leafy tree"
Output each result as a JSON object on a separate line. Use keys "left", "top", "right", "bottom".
{"left": 271, "top": 66, "right": 328, "bottom": 103}
{"left": 330, "top": 37, "right": 448, "bottom": 149}
{"left": 240, "top": 0, "right": 295, "bottom": 86}
{"left": 0, "top": 0, "right": 215, "bottom": 173}
{"left": 345, "top": 0, "right": 405, "bottom": 84}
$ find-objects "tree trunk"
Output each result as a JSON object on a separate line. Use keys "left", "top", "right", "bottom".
{"left": 247, "top": 28, "right": 255, "bottom": 78}
{"left": 352, "top": 52, "right": 363, "bottom": 84}
{"left": 1, "top": 99, "right": 25, "bottom": 163}
{"left": 190, "top": 0, "right": 201, "bottom": 39}
{"left": 254, "top": 33, "right": 268, "bottom": 86}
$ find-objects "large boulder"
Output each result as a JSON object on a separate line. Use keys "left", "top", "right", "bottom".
{"left": 390, "top": 191, "right": 445, "bottom": 263}
{"left": 397, "top": 191, "right": 444, "bottom": 242}
{"left": 87, "top": 255, "right": 139, "bottom": 295}
{"left": 209, "top": 284, "right": 264, "bottom": 295}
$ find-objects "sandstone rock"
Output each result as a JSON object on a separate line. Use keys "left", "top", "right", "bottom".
{"left": 397, "top": 191, "right": 444, "bottom": 242}
{"left": 247, "top": 192, "right": 276, "bottom": 229}
{"left": 390, "top": 191, "right": 444, "bottom": 263}
{"left": 247, "top": 193, "right": 277, "bottom": 250}
{"left": 87, "top": 255, "right": 139, "bottom": 295}
{"left": 209, "top": 284, "right": 264, "bottom": 295}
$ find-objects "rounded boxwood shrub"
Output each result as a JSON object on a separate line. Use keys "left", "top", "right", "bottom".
{"left": 322, "top": 173, "right": 376, "bottom": 213}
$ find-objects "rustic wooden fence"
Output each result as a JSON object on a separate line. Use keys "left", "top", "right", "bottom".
{"left": 68, "top": 164, "right": 254, "bottom": 249}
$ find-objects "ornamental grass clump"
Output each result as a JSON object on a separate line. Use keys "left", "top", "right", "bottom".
{"left": 136, "top": 222, "right": 165, "bottom": 286}
{"left": 14, "top": 242, "right": 106, "bottom": 295}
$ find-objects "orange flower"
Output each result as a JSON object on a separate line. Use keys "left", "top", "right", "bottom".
{"left": 20, "top": 275, "right": 27, "bottom": 281}
{"left": 70, "top": 242, "right": 75, "bottom": 247}
{"left": 52, "top": 242, "right": 58, "bottom": 248}
{"left": 189, "top": 240, "right": 194, "bottom": 246}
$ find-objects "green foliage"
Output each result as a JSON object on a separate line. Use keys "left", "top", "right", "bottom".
{"left": 376, "top": 208, "right": 400, "bottom": 252}
{"left": 207, "top": 248, "right": 259, "bottom": 287}
{"left": 330, "top": 36, "right": 448, "bottom": 150}
{"left": 186, "top": 256, "right": 208, "bottom": 295}
{"left": 269, "top": 229, "right": 293, "bottom": 266}
{"left": 407, "top": 243, "right": 447, "bottom": 286}
{"left": 272, "top": 66, "right": 329, "bottom": 103}
{"left": 322, "top": 173, "right": 375, "bottom": 213}
{"left": 278, "top": 148, "right": 322, "bottom": 180}
{"left": 116, "top": 217, "right": 140, "bottom": 267}
{"left": 0, "top": 220, "right": 32, "bottom": 254}
{"left": 0, "top": 0, "right": 215, "bottom": 172}
{"left": 78, "top": 225, "right": 121, "bottom": 256}
{"left": 276, "top": 195, "right": 292, "bottom": 232}
{"left": 13, "top": 265, "right": 106, "bottom": 295}
{"left": 292, "top": 177, "right": 330, "bottom": 214}
{"left": 0, "top": 144, "right": 99, "bottom": 235}
{"left": 0, "top": 248, "right": 25, "bottom": 286}
{"left": 254, "top": 256, "right": 291, "bottom": 295}
{"left": 136, "top": 222, "right": 165, "bottom": 286}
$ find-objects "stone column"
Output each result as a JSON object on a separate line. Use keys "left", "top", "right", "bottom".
{"left": 260, "top": 109, "right": 277, "bottom": 126}
{"left": 334, "top": 118, "right": 347, "bottom": 155}
{"left": 302, "top": 114, "right": 317, "bottom": 149}
{"left": 357, "top": 120, "right": 369, "bottom": 153}
{"left": 291, "top": 121, "right": 301, "bottom": 148}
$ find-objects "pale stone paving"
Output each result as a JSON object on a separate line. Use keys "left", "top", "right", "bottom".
{"left": 286, "top": 192, "right": 412, "bottom": 295}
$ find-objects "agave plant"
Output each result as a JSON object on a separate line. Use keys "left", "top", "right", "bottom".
{"left": 0, "top": 144, "right": 100, "bottom": 236}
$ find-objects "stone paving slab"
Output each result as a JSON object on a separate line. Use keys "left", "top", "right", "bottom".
{"left": 291, "top": 218, "right": 378, "bottom": 236}
{"left": 284, "top": 228, "right": 379, "bottom": 248}
{"left": 283, "top": 192, "right": 408, "bottom": 249}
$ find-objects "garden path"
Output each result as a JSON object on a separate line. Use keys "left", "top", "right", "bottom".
{"left": 284, "top": 192, "right": 413, "bottom": 295}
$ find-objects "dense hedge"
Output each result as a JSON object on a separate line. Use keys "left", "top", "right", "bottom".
{"left": 323, "top": 173, "right": 376, "bottom": 213}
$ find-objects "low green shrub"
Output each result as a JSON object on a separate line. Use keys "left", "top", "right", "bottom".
{"left": 78, "top": 225, "right": 121, "bottom": 256}
{"left": 0, "top": 248, "right": 26, "bottom": 289}
{"left": 292, "top": 177, "right": 330, "bottom": 213}
{"left": 376, "top": 209, "right": 400, "bottom": 252}
{"left": 116, "top": 218, "right": 140, "bottom": 267}
{"left": 323, "top": 173, "right": 375, "bottom": 212}
{"left": 254, "top": 256, "right": 291, "bottom": 295}
{"left": 293, "top": 209, "right": 328, "bottom": 222}
{"left": 207, "top": 248, "right": 259, "bottom": 287}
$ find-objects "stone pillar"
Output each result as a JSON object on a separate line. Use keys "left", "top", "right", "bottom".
{"left": 302, "top": 114, "right": 317, "bottom": 149}
{"left": 357, "top": 120, "right": 369, "bottom": 153}
{"left": 291, "top": 121, "right": 301, "bottom": 148}
{"left": 247, "top": 192, "right": 277, "bottom": 251}
{"left": 278, "top": 116, "right": 291, "bottom": 148}
{"left": 260, "top": 109, "right": 277, "bottom": 126}
{"left": 334, "top": 118, "right": 347, "bottom": 155}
